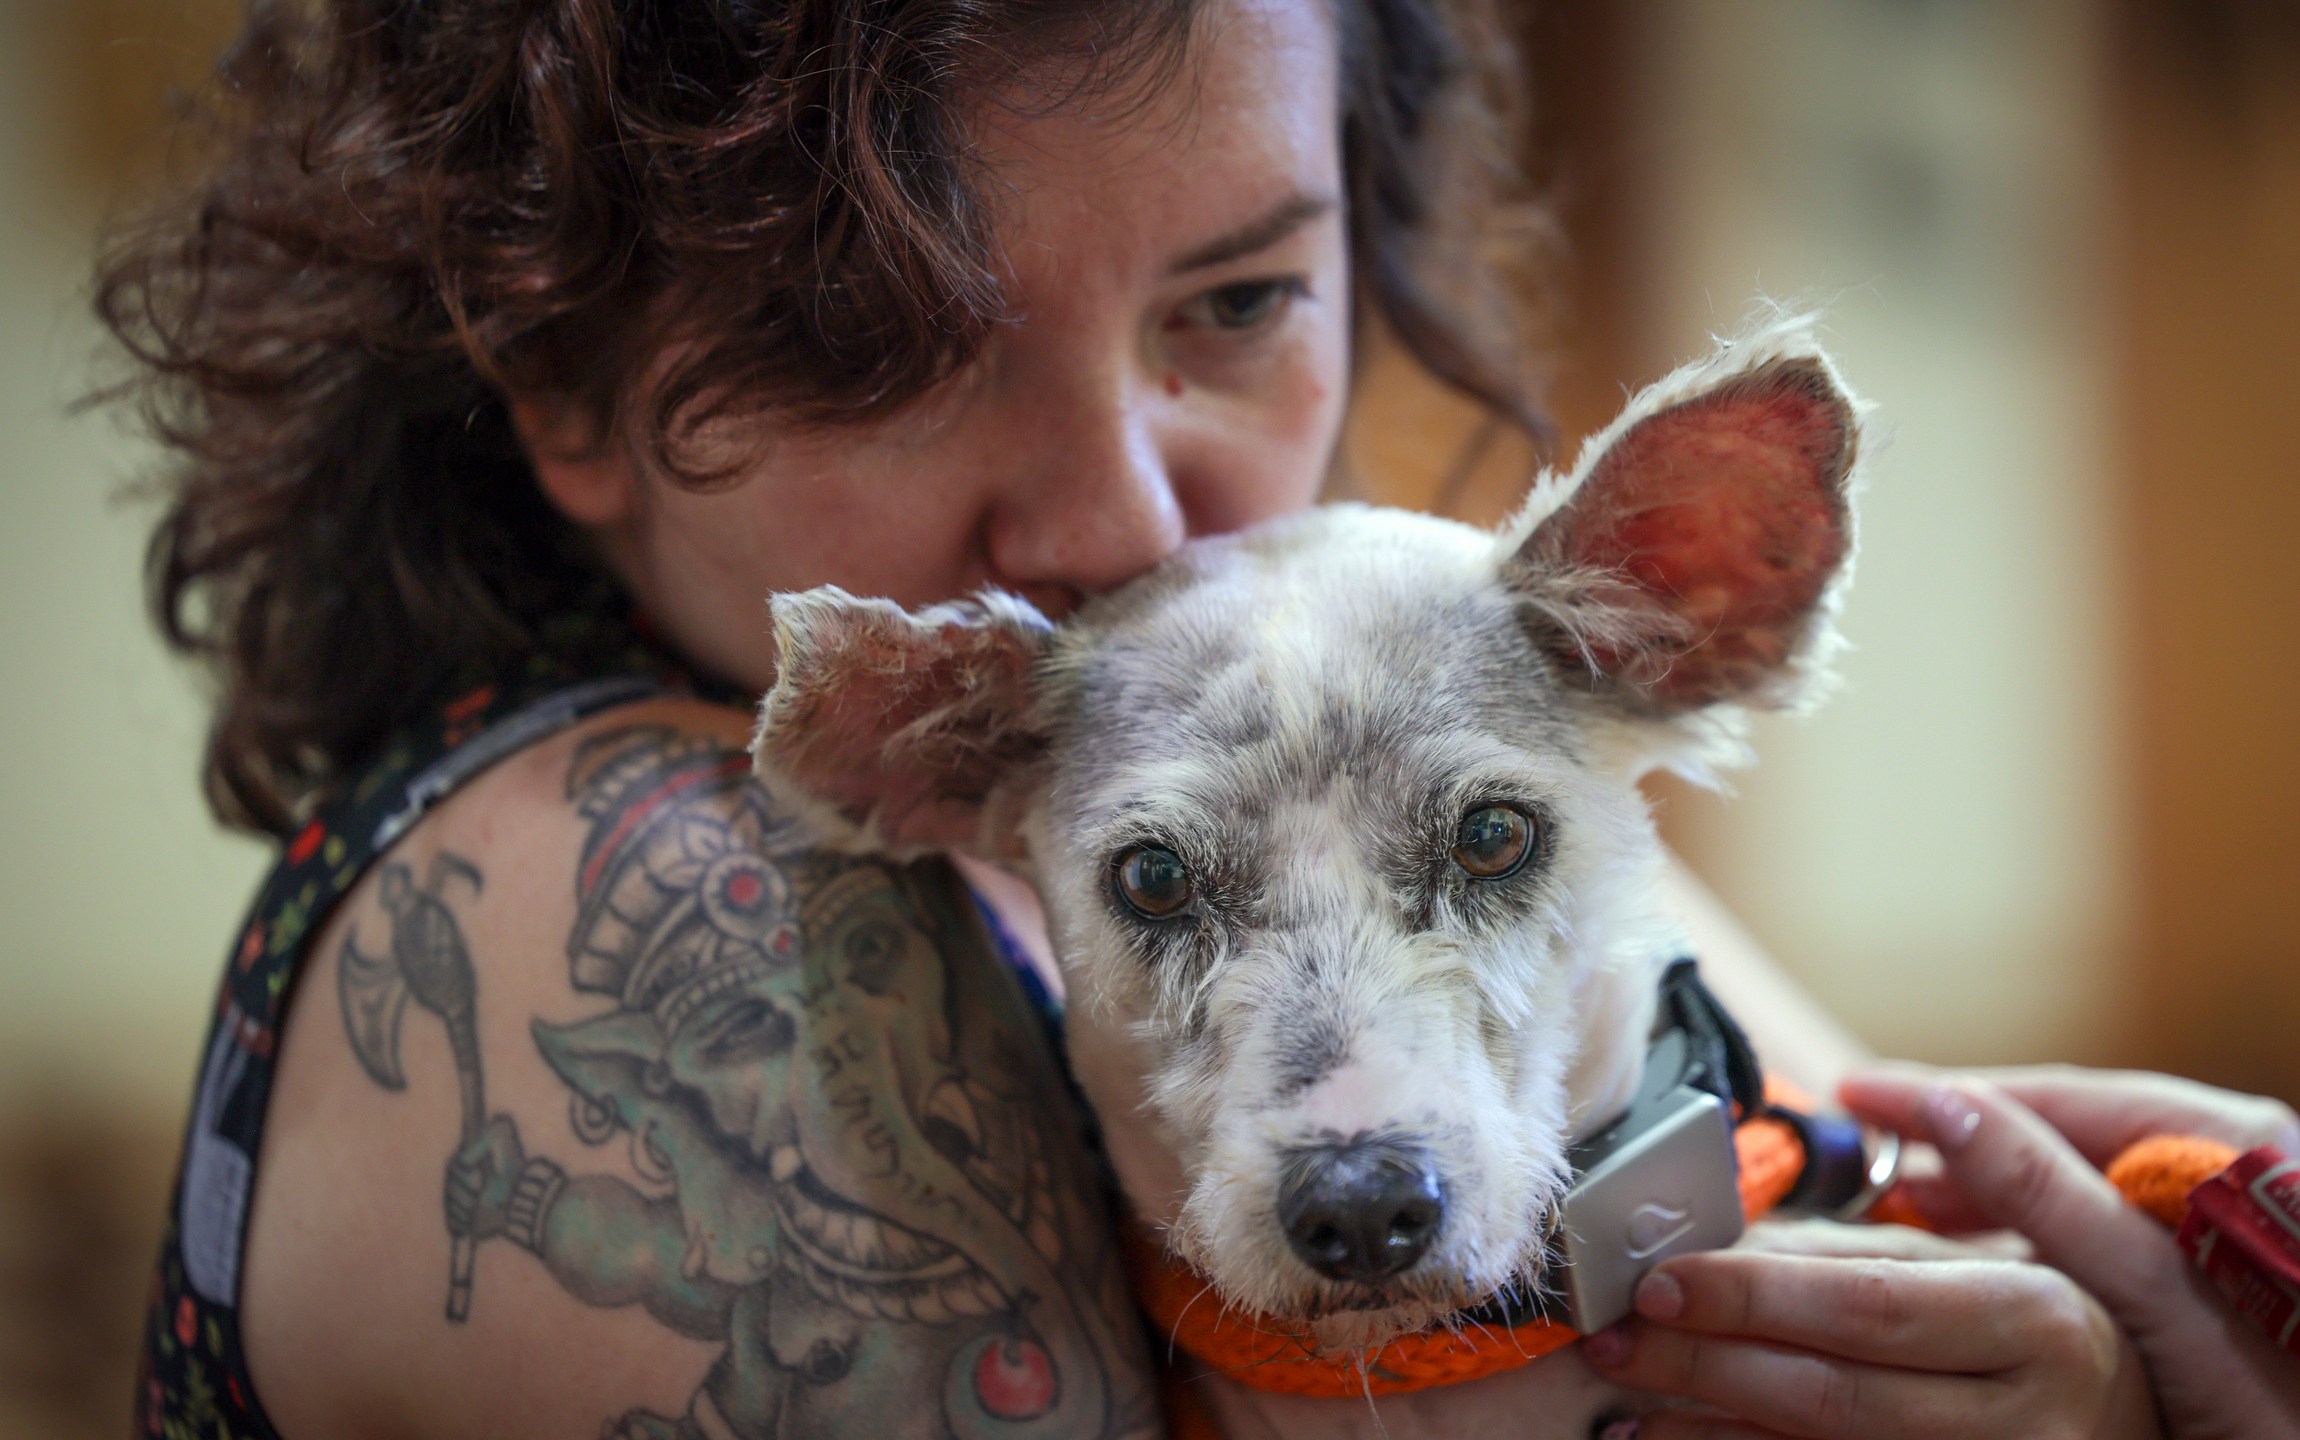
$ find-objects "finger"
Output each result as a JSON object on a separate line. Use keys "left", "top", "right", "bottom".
{"left": 1972, "top": 1066, "right": 2300, "bottom": 1158}
{"left": 1627, "top": 1250, "right": 2074, "bottom": 1372}
{"left": 1741, "top": 1216, "right": 2010, "bottom": 1264}
{"left": 1843, "top": 1064, "right": 2299, "bottom": 1165}
{"left": 1836, "top": 1068, "right": 1974, "bottom": 1146}
{"left": 1861, "top": 1079, "right": 2196, "bottom": 1330}
{"left": 1585, "top": 1325, "right": 2007, "bottom": 1440}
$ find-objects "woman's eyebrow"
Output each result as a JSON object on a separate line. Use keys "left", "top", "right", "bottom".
{"left": 1168, "top": 192, "right": 1339, "bottom": 275}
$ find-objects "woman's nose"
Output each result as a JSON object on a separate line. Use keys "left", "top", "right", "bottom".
{"left": 982, "top": 376, "right": 1186, "bottom": 606}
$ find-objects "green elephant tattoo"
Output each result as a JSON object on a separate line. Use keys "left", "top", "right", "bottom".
{"left": 362, "top": 725, "right": 1159, "bottom": 1439}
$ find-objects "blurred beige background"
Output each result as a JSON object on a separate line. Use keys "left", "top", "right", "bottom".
{"left": 1, "top": 2, "right": 2294, "bottom": 1435}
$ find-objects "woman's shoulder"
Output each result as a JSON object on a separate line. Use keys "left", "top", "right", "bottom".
{"left": 239, "top": 696, "right": 1160, "bottom": 1440}
{"left": 421, "top": 692, "right": 762, "bottom": 861}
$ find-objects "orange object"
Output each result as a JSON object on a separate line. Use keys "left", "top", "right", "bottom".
{"left": 1863, "top": 1184, "right": 1934, "bottom": 1231}
{"left": 1734, "top": 1110, "right": 1808, "bottom": 1218}
{"left": 1132, "top": 1102, "right": 1812, "bottom": 1403}
{"left": 2107, "top": 1134, "right": 2239, "bottom": 1228}
{"left": 1128, "top": 1222, "right": 1581, "bottom": 1401}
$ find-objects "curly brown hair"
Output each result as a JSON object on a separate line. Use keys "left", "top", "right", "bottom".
{"left": 98, "top": 0, "right": 1543, "bottom": 838}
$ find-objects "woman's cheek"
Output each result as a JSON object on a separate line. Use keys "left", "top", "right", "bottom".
{"left": 1180, "top": 325, "right": 1347, "bottom": 530}
{"left": 625, "top": 457, "right": 969, "bottom": 691}
{"left": 1247, "top": 325, "right": 1347, "bottom": 510}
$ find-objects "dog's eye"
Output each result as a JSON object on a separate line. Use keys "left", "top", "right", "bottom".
{"left": 1114, "top": 845, "right": 1195, "bottom": 919}
{"left": 1452, "top": 805, "right": 1537, "bottom": 880}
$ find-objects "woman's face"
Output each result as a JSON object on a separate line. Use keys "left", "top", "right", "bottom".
{"left": 522, "top": 0, "right": 1349, "bottom": 693}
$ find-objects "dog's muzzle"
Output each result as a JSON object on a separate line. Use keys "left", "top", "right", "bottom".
{"left": 1276, "top": 1135, "right": 1446, "bottom": 1285}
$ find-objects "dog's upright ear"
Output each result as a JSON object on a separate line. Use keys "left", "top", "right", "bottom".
{"left": 1500, "top": 318, "right": 1866, "bottom": 775}
{"left": 751, "top": 586, "right": 1053, "bottom": 861}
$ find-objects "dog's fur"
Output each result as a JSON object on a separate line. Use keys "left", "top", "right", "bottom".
{"left": 753, "top": 318, "right": 1867, "bottom": 1430}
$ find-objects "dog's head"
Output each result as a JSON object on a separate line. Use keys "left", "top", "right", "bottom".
{"left": 752, "top": 321, "right": 1865, "bottom": 1346}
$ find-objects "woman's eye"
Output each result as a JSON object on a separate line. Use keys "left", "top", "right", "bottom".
{"left": 1175, "top": 278, "right": 1305, "bottom": 332}
{"left": 1114, "top": 844, "right": 1195, "bottom": 919}
{"left": 1451, "top": 805, "right": 1538, "bottom": 881}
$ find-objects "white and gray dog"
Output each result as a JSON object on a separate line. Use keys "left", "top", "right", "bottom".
{"left": 753, "top": 318, "right": 1866, "bottom": 1433}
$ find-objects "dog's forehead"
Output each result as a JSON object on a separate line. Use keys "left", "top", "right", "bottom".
{"left": 1044, "top": 507, "right": 1574, "bottom": 822}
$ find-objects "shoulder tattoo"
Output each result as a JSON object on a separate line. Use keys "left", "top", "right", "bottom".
{"left": 336, "top": 724, "right": 1161, "bottom": 1440}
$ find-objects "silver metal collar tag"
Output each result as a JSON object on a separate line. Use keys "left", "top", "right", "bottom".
{"left": 1555, "top": 1084, "right": 1745, "bottom": 1334}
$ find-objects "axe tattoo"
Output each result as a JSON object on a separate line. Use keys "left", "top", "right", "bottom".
{"left": 339, "top": 852, "right": 489, "bottom": 1321}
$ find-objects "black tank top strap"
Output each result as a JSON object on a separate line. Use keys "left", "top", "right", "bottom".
{"left": 139, "top": 636, "right": 688, "bottom": 1440}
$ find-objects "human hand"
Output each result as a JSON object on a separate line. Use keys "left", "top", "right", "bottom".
{"left": 1839, "top": 1065, "right": 2300, "bottom": 1440}
{"left": 1583, "top": 1220, "right": 2158, "bottom": 1439}
{"left": 1851, "top": 1065, "right": 2299, "bottom": 1233}
{"left": 443, "top": 1113, "right": 524, "bottom": 1241}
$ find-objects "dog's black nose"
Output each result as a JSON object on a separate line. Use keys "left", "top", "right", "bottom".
{"left": 1277, "top": 1137, "right": 1445, "bottom": 1285}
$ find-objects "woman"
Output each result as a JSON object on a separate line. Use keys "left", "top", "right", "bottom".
{"left": 104, "top": 1, "right": 2200, "bottom": 1436}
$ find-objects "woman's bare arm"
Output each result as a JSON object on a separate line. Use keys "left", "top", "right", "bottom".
{"left": 1655, "top": 854, "right": 1872, "bottom": 1099}
{"left": 240, "top": 699, "right": 1160, "bottom": 1440}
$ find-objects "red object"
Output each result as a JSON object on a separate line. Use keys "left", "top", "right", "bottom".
{"left": 973, "top": 1336, "right": 1057, "bottom": 1420}
{"left": 576, "top": 754, "right": 751, "bottom": 897}
{"left": 442, "top": 685, "right": 496, "bottom": 725}
{"left": 286, "top": 820, "right": 326, "bottom": 866}
{"left": 175, "top": 1296, "right": 197, "bottom": 1349}
{"left": 2176, "top": 1146, "right": 2300, "bottom": 1358}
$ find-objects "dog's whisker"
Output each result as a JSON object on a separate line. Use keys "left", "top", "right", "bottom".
{"left": 1167, "top": 1278, "right": 1219, "bottom": 1363}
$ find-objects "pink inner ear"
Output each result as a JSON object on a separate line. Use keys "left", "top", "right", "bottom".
{"left": 767, "top": 601, "right": 1044, "bottom": 852}
{"left": 1555, "top": 361, "right": 1853, "bottom": 707}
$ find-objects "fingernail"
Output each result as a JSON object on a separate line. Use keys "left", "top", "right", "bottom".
{"left": 1583, "top": 1323, "right": 1633, "bottom": 1367}
{"left": 1922, "top": 1085, "right": 1982, "bottom": 1152}
{"left": 1633, "top": 1268, "right": 1684, "bottom": 1321}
